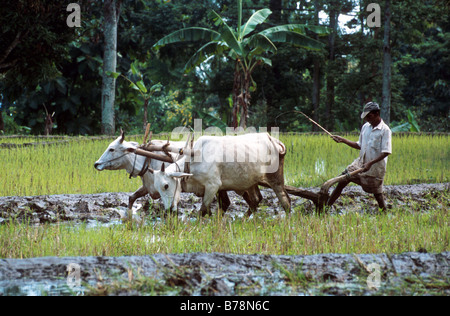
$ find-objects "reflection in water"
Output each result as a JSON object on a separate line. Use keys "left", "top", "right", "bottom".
{"left": 315, "top": 158, "right": 326, "bottom": 176}
{"left": 0, "top": 279, "right": 86, "bottom": 296}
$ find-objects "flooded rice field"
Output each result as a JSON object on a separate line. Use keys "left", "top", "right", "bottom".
{"left": 1, "top": 183, "right": 448, "bottom": 226}
{"left": 0, "top": 183, "right": 449, "bottom": 296}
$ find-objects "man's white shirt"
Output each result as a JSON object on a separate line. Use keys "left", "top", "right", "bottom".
{"left": 356, "top": 120, "right": 392, "bottom": 179}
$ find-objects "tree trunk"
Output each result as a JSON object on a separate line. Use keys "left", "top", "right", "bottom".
{"left": 325, "top": 1, "right": 340, "bottom": 131}
{"left": 143, "top": 98, "right": 149, "bottom": 132}
{"left": 312, "top": 0, "right": 321, "bottom": 131}
{"left": 44, "top": 105, "right": 53, "bottom": 136}
{"left": 312, "top": 60, "right": 321, "bottom": 131}
{"left": 263, "top": 0, "right": 283, "bottom": 131}
{"left": 381, "top": 0, "right": 391, "bottom": 125}
{"left": 358, "top": 0, "right": 366, "bottom": 107}
{"left": 101, "top": 0, "right": 121, "bottom": 135}
{"left": 0, "top": 109, "right": 4, "bottom": 133}
{"left": 231, "top": 61, "right": 253, "bottom": 129}
{"left": 270, "top": 0, "right": 282, "bottom": 23}
{"left": 239, "top": 71, "right": 252, "bottom": 129}
{"left": 231, "top": 62, "right": 241, "bottom": 128}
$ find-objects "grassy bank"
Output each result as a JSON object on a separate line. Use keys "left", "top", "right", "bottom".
{"left": 0, "top": 134, "right": 448, "bottom": 197}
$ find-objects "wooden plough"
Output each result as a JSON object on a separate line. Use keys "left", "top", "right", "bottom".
{"left": 286, "top": 168, "right": 365, "bottom": 212}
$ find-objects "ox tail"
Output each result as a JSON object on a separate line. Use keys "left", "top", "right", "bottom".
{"left": 268, "top": 135, "right": 287, "bottom": 157}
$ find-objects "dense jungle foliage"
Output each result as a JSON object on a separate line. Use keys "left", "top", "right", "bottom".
{"left": 0, "top": 0, "right": 448, "bottom": 135}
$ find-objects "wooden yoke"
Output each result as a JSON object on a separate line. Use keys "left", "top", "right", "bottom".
{"left": 132, "top": 125, "right": 189, "bottom": 164}
{"left": 139, "top": 144, "right": 184, "bottom": 155}
{"left": 128, "top": 148, "right": 175, "bottom": 163}
{"left": 135, "top": 124, "right": 183, "bottom": 161}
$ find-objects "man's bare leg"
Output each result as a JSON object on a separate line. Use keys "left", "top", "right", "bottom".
{"left": 374, "top": 193, "right": 387, "bottom": 211}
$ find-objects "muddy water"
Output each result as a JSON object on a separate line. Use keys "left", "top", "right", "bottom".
{"left": 0, "top": 252, "right": 449, "bottom": 296}
{"left": 0, "top": 183, "right": 448, "bottom": 296}
{"left": 0, "top": 183, "right": 448, "bottom": 225}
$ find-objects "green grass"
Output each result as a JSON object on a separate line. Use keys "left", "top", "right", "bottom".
{"left": 0, "top": 136, "right": 143, "bottom": 196}
{"left": 0, "top": 133, "right": 448, "bottom": 197}
{"left": 1, "top": 196, "right": 448, "bottom": 258}
{"left": 280, "top": 133, "right": 449, "bottom": 187}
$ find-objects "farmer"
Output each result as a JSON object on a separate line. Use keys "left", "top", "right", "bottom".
{"left": 329, "top": 102, "right": 392, "bottom": 211}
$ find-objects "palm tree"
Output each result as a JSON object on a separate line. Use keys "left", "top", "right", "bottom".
{"left": 153, "top": 0, "right": 328, "bottom": 128}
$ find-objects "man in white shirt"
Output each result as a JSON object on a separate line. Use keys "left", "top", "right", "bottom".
{"left": 329, "top": 102, "right": 392, "bottom": 211}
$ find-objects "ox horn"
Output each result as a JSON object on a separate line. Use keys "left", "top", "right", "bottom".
{"left": 161, "top": 163, "right": 165, "bottom": 173}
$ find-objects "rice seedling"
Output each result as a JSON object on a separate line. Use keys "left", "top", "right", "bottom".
{"left": 0, "top": 192, "right": 448, "bottom": 259}
{"left": 0, "top": 136, "right": 143, "bottom": 197}
{"left": 0, "top": 134, "right": 447, "bottom": 197}
{"left": 280, "top": 133, "right": 449, "bottom": 187}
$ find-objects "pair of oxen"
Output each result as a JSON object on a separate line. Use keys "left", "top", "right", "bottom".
{"left": 94, "top": 131, "right": 291, "bottom": 218}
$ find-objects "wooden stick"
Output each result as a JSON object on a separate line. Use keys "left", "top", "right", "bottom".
{"left": 295, "top": 111, "right": 334, "bottom": 138}
{"left": 143, "top": 123, "right": 151, "bottom": 144}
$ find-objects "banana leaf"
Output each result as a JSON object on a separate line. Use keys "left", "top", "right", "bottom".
{"left": 153, "top": 27, "right": 220, "bottom": 50}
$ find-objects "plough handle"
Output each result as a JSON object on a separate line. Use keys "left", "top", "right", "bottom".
{"left": 314, "top": 167, "right": 366, "bottom": 212}
{"left": 320, "top": 168, "right": 365, "bottom": 194}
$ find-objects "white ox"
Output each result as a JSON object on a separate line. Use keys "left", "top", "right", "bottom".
{"left": 152, "top": 133, "right": 291, "bottom": 216}
{"left": 94, "top": 131, "right": 234, "bottom": 216}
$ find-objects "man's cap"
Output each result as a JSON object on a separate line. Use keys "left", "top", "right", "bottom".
{"left": 361, "top": 102, "right": 380, "bottom": 119}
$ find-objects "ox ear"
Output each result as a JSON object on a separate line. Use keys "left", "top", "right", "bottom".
{"left": 167, "top": 172, "right": 193, "bottom": 179}
{"left": 120, "top": 128, "right": 125, "bottom": 144}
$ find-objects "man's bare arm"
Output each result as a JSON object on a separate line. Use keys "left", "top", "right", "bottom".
{"left": 363, "top": 152, "right": 391, "bottom": 172}
{"left": 332, "top": 135, "right": 361, "bottom": 150}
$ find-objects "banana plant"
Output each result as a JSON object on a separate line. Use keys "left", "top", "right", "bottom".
{"left": 107, "top": 60, "right": 162, "bottom": 131}
{"left": 153, "top": 0, "right": 328, "bottom": 128}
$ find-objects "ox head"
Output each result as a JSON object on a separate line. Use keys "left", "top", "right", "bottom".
{"left": 94, "top": 129, "right": 138, "bottom": 171}
{"left": 152, "top": 163, "right": 192, "bottom": 211}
